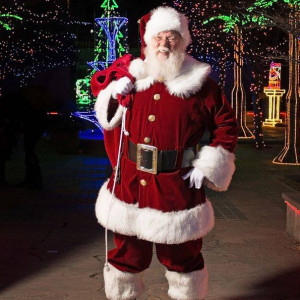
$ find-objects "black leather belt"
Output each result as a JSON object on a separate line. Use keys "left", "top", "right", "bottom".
{"left": 128, "top": 140, "right": 195, "bottom": 174}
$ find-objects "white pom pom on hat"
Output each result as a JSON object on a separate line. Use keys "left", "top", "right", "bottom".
{"left": 143, "top": 6, "right": 191, "bottom": 48}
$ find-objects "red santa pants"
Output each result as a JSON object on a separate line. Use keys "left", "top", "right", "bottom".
{"left": 105, "top": 233, "right": 208, "bottom": 299}
{"left": 108, "top": 233, "right": 204, "bottom": 272}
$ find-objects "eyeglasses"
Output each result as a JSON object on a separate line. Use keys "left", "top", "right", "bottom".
{"left": 153, "top": 34, "right": 179, "bottom": 45}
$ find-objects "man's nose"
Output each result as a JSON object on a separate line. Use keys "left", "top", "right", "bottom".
{"left": 160, "top": 37, "right": 169, "bottom": 47}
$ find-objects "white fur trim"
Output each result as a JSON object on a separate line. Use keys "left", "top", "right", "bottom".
{"left": 132, "top": 56, "right": 211, "bottom": 99}
{"left": 94, "top": 81, "right": 124, "bottom": 131}
{"left": 144, "top": 7, "right": 191, "bottom": 48}
{"left": 95, "top": 181, "right": 215, "bottom": 244}
{"left": 104, "top": 263, "right": 145, "bottom": 300}
{"left": 166, "top": 266, "right": 208, "bottom": 300}
{"left": 128, "top": 58, "right": 147, "bottom": 79}
{"left": 166, "top": 56, "right": 211, "bottom": 98}
{"left": 192, "top": 145, "right": 236, "bottom": 192}
{"left": 135, "top": 77, "right": 154, "bottom": 93}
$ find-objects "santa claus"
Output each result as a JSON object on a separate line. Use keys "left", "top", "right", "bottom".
{"left": 91, "top": 6, "right": 238, "bottom": 300}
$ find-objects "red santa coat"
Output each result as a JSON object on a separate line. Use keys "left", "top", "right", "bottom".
{"left": 94, "top": 55, "right": 238, "bottom": 245}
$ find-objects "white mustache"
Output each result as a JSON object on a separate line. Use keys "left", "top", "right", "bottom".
{"left": 157, "top": 46, "right": 170, "bottom": 53}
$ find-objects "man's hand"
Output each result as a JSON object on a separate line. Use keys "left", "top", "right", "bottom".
{"left": 182, "top": 168, "right": 204, "bottom": 189}
{"left": 112, "top": 77, "right": 134, "bottom": 100}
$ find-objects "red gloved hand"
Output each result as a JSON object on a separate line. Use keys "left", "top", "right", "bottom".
{"left": 117, "top": 94, "right": 133, "bottom": 108}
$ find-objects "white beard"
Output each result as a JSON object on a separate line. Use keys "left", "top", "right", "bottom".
{"left": 144, "top": 45, "right": 186, "bottom": 81}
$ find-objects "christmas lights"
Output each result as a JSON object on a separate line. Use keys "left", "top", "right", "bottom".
{"left": 92, "top": 17, "right": 128, "bottom": 65}
{"left": 231, "top": 25, "right": 253, "bottom": 139}
{"left": 75, "top": 0, "right": 128, "bottom": 109}
{"left": 170, "top": 0, "right": 298, "bottom": 149}
{"left": 170, "top": 0, "right": 232, "bottom": 86}
{"left": 268, "top": 62, "right": 282, "bottom": 89}
{"left": 263, "top": 88, "right": 285, "bottom": 126}
{"left": 250, "top": 2, "right": 300, "bottom": 164}
{"left": 71, "top": 111, "right": 104, "bottom": 132}
{"left": 205, "top": 14, "right": 253, "bottom": 138}
{"left": 0, "top": 13, "right": 22, "bottom": 30}
{"left": 74, "top": 0, "right": 129, "bottom": 136}
{"left": 285, "top": 201, "right": 300, "bottom": 216}
{"left": 263, "top": 62, "right": 285, "bottom": 127}
{"left": 252, "top": 91, "right": 266, "bottom": 149}
{"left": 0, "top": 0, "right": 76, "bottom": 85}
{"left": 76, "top": 78, "right": 92, "bottom": 106}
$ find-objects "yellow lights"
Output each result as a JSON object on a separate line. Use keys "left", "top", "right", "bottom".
{"left": 263, "top": 88, "right": 285, "bottom": 127}
{"left": 273, "top": 8, "right": 300, "bottom": 165}
{"left": 263, "top": 63, "right": 284, "bottom": 127}
{"left": 231, "top": 25, "right": 253, "bottom": 139}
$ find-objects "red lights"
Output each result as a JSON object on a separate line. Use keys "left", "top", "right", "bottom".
{"left": 285, "top": 201, "right": 300, "bottom": 216}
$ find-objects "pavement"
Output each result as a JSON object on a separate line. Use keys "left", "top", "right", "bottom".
{"left": 0, "top": 125, "right": 300, "bottom": 300}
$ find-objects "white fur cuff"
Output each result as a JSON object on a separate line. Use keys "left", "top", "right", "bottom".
{"left": 104, "top": 263, "right": 145, "bottom": 300}
{"left": 95, "top": 181, "right": 215, "bottom": 244}
{"left": 94, "top": 81, "right": 124, "bottom": 131}
{"left": 166, "top": 266, "right": 209, "bottom": 300}
{"left": 192, "top": 145, "right": 236, "bottom": 192}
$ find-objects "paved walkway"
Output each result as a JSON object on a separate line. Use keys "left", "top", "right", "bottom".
{"left": 0, "top": 128, "right": 300, "bottom": 300}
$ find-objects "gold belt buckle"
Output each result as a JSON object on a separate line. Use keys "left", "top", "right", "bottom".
{"left": 136, "top": 143, "right": 158, "bottom": 174}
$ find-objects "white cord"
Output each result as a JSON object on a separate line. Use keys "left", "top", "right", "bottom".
{"left": 104, "top": 107, "right": 128, "bottom": 271}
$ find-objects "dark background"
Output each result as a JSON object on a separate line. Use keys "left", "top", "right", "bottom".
{"left": 70, "top": 0, "right": 164, "bottom": 49}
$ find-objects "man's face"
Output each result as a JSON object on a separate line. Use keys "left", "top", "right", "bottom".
{"left": 150, "top": 30, "right": 181, "bottom": 61}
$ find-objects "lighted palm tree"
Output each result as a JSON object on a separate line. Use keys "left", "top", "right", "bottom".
{"left": 206, "top": 0, "right": 300, "bottom": 163}
{"left": 204, "top": 13, "right": 268, "bottom": 139}
{"left": 0, "top": 14, "right": 22, "bottom": 31}
{"left": 249, "top": 0, "right": 300, "bottom": 164}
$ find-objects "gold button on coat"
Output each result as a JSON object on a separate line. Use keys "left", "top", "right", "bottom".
{"left": 153, "top": 94, "right": 160, "bottom": 101}
{"left": 148, "top": 115, "right": 156, "bottom": 122}
{"left": 140, "top": 179, "right": 147, "bottom": 186}
{"left": 144, "top": 137, "right": 151, "bottom": 143}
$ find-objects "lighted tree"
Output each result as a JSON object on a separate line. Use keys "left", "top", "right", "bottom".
{"left": 236, "top": 0, "right": 300, "bottom": 164}
{"left": 204, "top": 9, "right": 272, "bottom": 139}
{"left": 170, "top": 0, "right": 263, "bottom": 139}
{"left": 0, "top": 0, "right": 76, "bottom": 86}
{"left": 76, "top": 0, "right": 128, "bottom": 110}
{"left": 170, "top": 0, "right": 232, "bottom": 87}
{"left": 0, "top": 13, "right": 22, "bottom": 31}
{"left": 170, "top": 1, "right": 290, "bottom": 147}
{"left": 95, "top": 0, "right": 127, "bottom": 63}
{"left": 250, "top": 65, "right": 269, "bottom": 149}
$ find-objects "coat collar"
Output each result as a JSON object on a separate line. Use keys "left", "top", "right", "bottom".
{"left": 129, "top": 55, "right": 211, "bottom": 99}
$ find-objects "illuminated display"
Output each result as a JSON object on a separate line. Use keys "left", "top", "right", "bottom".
{"left": 262, "top": 62, "right": 285, "bottom": 127}
{"left": 205, "top": 15, "right": 253, "bottom": 139}
{"left": 182, "top": 0, "right": 299, "bottom": 154}
{"left": 272, "top": 4, "right": 299, "bottom": 164}
{"left": 0, "top": 14, "right": 22, "bottom": 30}
{"left": 263, "top": 88, "right": 285, "bottom": 126}
{"left": 228, "top": 0, "right": 299, "bottom": 162}
{"left": 93, "top": 17, "right": 128, "bottom": 64}
{"left": 268, "top": 62, "right": 282, "bottom": 89}
{"left": 76, "top": 0, "right": 128, "bottom": 109}
{"left": 0, "top": 0, "right": 76, "bottom": 85}
{"left": 71, "top": 111, "right": 104, "bottom": 132}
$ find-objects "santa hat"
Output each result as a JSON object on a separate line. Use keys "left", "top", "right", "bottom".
{"left": 140, "top": 6, "right": 191, "bottom": 51}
